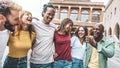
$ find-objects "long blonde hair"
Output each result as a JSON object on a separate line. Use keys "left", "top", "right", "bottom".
{"left": 13, "top": 11, "right": 34, "bottom": 39}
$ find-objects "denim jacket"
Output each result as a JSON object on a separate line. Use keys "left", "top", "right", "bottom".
{"left": 84, "top": 36, "right": 115, "bottom": 68}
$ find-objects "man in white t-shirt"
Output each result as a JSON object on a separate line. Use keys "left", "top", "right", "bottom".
{"left": 30, "top": 4, "right": 56, "bottom": 68}
{"left": 0, "top": 0, "right": 22, "bottom": 67}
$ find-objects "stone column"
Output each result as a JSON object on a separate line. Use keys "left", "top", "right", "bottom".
{"left": 78, "top": 6, "right": 81, "bottom": 22}
{"left": 89, "top": 7, "right": 93, "bottom": 23}
{"left": 57, "top": 5, "right": 61, "bottom": 20}
{"left": 100, "top": 8, "right": 104, "bottom": 23}
{"left": 68, "top": 6, "right": 71, "bottom": 18}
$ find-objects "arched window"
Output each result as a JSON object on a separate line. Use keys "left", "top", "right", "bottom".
{"left": 114, "top": 8, "right": 116, "bottom": 15}
{"left": 70, "top": 10, "right": 78, "bottom": 21}
{"left": 114, "top": 23, "right": 120, "bottom": 39}
{"left": 108, "top": 27, "right": 112, "bottom": 37}
{"left": 92, "top": 11, "right": 100, "bottom": 22}
{"left": 60, "top": 9, "right": 67, "bottom": 20}
{"left": 110, "top": 12, "right": 112, "bottom": 18}
{"left": 81, "top": 10, "right": 89, "bottom": 22}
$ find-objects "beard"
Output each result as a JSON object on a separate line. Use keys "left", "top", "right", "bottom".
{"left": 4, "top": 19, "right": 14, "bottom": 32}
{"left": 94, "top": 34, "right": 103, "bottom": 41}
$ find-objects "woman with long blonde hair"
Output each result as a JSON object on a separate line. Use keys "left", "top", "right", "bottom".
{"left": 3, "top": 10, "right": 36, "bottom": 68}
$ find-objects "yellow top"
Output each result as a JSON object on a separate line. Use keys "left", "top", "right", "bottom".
{"left": 88, "top": 47, "right": 99, "bottom": 68}
{"left": 8, "top": 30, "right": 36, "bottom": 58}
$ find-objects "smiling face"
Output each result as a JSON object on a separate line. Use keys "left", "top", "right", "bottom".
{"left": 42, "top": 7, "right": 55, "bottom": 24}
{"left": 93, "top": 23, "right": 104, "bottom": 39}
{"left": 21, "top": 12, "right": 32, "bottom": 25}
{"left": 78, "top": 27, "right": 85, "bottom": 39}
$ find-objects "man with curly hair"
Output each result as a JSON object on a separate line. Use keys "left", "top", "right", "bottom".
{"left": 0, "top": 0, "right": 22, "bottom": 67}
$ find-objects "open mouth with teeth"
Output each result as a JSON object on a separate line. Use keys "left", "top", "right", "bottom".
{"left": 26, "top": 17, "right": 32, "bottom": 22}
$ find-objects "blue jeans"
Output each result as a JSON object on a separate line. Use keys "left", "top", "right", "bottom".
{"left": 30, "top": 62, "right": 54, "bottom": 68}
{"left": 3, "top": 56, "right": 27, "bottom": 68}
{"left": 54, "top": 60, "right": 72, "bottom": 68}
{"left": 72, "top": 58, "right": 84, "bottom": 68}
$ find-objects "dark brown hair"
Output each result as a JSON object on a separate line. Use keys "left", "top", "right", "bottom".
{"left": 42, "top": 4, "right": 55, "bottom": 17}
{"left": 0, "top": 0, "right": 22, "bottom": 16}
{"left": 58, "top": 18, "right": 73, "bottom": 35}
{"left": 75, "top": 26, "right": 88, "bottom": 41}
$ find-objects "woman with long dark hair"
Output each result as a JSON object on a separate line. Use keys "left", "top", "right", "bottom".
{"left": 54, "top": 18, "right": 73, "bottom": 68}
{"left": 71, "top": 26, "right": 88, "bottom": 68}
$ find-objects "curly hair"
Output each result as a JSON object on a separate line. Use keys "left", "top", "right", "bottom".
{"left": 42, "top": 4, "right": 55, "bottom": 17}
{"left": 0, "top": 0, "right": 22, "bottom": 16}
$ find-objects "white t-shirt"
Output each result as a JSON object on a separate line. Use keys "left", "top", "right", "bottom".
{"left": 0, "top": 29, "right": 9, "bottom": 67}
{"left": 71, "top": 36, "right": 86, "bottom": 60}
{"left": 30, "top": 20, "right": 56, "bottom": 64}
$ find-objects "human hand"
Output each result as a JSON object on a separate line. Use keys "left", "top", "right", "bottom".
{"left": 53, "top": 52, "right": 58, "bottom": 59}
{"left": 86, "top": 36, "right": 97, "bottom": 47}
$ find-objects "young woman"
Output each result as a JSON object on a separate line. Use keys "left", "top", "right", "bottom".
{"left": 71, "top": 26, "right": 88, "bottom": 68}
{"left": 3, "top": 11, "right": 36, "bottom": 68}
{"left": 54, "top": 18, "right": 73, "bottom": 68}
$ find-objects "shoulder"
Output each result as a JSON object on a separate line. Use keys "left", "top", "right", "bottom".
{"left": 102, "top": 36, "right": 115, "bottom": 44}
{"left": 32, "top": 20, "right": 41, "bottom": 25}
{"left": 71, "top": 36, "right": 78, "bottom": 41}
{"left": 71, "top": 36, "right": 77, "bottom": 39}
{"left": 49, "top": 23, "right": 57, "bottom": 29}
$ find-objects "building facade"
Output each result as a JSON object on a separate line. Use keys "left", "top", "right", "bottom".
{"left": 49, "top": 0, "right": 104, "bottom": 32}
{"left": 104, "top": 0, "right": 120, "bottom": 39}
{"left": 104, "top": 0, "right": 120, "bottom": 68}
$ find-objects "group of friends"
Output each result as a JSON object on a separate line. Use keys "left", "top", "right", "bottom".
{"left": 0, "top": 0, "right": 115, "bottom": 68}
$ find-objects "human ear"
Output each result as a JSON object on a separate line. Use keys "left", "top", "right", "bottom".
{"left": 0, "top": 14, "right": 6, "bottom": 20}
{"left": 0, "top": 14, "right": 6, "bottom": 24}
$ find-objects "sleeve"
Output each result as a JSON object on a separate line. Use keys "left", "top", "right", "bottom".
{"left": 97, "top": 38, "right": 115, "bottom": 58}
{"left": 71, "top": 36, "right": 77, "bottom": 47}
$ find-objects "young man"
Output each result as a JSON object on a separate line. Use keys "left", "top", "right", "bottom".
{"left": 85, "top": 23, "right": 115, "bottom": 68}
{"left": 0, "top": 0, "right": 22, "bottom": 67}
{"left": 30, "top": 4, "right": 56, "bottom": 68}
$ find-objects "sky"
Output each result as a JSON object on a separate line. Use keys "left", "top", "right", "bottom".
{"left": 12, "top": 0, "right": 109, "bottom": 19}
